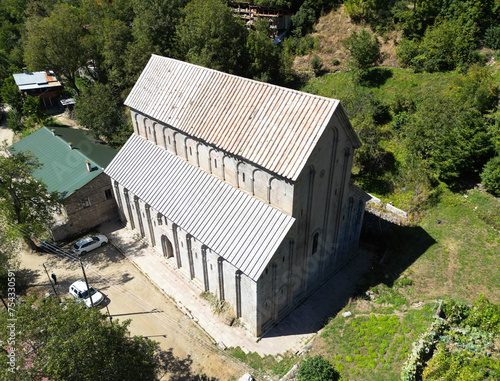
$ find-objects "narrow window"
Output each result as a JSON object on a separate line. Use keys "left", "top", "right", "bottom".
{"left": 168, "top": 136, "right": 171, "bottom": 145}
{"left": 189, "top": 147, "right": 193, "bottom": 156}
{"left": 104, "top": 189, "right": 113, "bottom": 200}
{"left": 242, "top": 172, "right": 246, "bottom": 183}
{"left": 214, "top": 159, "right": 218, "bottom": 169}
{"left": 312, "top": 232, "right": 319, "bottom": 255}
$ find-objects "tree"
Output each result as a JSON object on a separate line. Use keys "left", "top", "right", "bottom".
{"left": 246, "top": 18, "right": 280, "bottom": 82}
{"left": 75, "top": 82, "right": 132, "bottom": 146}
{"left": 481, "top": 156, "right": 500, "bottom": 197}
{"left": 290, "top": 1, "right": 316, "bottom": 37}
{"left": 0, "top": 295, "right": 161, "bottom": 381}
{"left": 0, "top": 146, "right": 60, "bottom": 250}
{"left": 0, "top": 216, "right": 18, "bottom": 298}
{"left": 298, "top": 355, "right": 340, "bottom": 381}
{"left": 176, "top": 0, "right": 249, "bottom": 75}
{"left": 122, "top": 0, "right": 187, "bottom": 92}
{"left": 24, "top": 3, "right": 93, "bottom": 94}
{"left": 342, "top": 29, "right": 382, "bottom": 77}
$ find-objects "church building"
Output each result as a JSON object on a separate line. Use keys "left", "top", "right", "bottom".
{"left": 105, "top": 55, "right": 369, "bottom": 336}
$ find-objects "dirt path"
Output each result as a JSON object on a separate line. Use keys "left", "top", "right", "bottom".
{"left": 18, "top": 243, "right": 250, "bottom": 380}
{"left": 0, "top": 106, "right": 14, "bottom": 153}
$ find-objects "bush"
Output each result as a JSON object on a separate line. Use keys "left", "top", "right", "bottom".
{"left": 342, "top": 29, "right": 382, "bottom": 73}
{"left": 483, "top": 26, "right": 500, "bottom": 50}
{"left": 298, "top": 355, "right": 341, "bottom": 381}
{"left": 398, "top": 19, "right": 478, "bottom": 73}
{"left": 481, "top": 156, "right": 500, "bottom": 197}
{"left": 310, "top": 54, "right": 323, "bottom": 76}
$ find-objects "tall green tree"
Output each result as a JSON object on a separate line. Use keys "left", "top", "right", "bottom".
{"left": 246, "top": 18, "right": 280, "bottom": 82}
{"left": 342, "top": 29, "right": 382, "bottom": 78}
{"left": 176, "top": 0, "right": 249, "bottom": 75}
{"left": 401, "top": 67, "right": 498, "bottom": 187}
{"left": 0, "top": 146, "right": 60, "bottom": 250}
{"left": 75, "top": 82, "right": 132, "bottom": 146}
{"left": 23, "top": 3, "right": 93, "bottom": 94}
{"left": 120, "top": 0, "right": 187, "bottom": 93}
{"left": 0, "top": 295, "right": 161, "bottom": 381}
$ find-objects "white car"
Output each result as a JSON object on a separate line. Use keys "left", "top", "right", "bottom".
{"left": 72, "top": 235, "right": 108, "bottom": 255}
{"left": 69, "top": 280, "right": 105, "bottom": 308}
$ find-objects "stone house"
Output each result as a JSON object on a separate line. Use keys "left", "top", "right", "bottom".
{"left": 8, "top": 126, "right": 118, "bottom": 240}
{"left": 105, "top": 55, "right": 369, "bottom": 336}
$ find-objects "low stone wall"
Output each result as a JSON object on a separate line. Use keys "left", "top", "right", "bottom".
{"left": 366, "top": 194, "right": 409, "bottom": 225}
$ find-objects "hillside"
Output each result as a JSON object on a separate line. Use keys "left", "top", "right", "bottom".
{"left": 291, "top": 4, "right": 500, "bottom": 381}
{"left": 293, "top": 5, "right": 400, "bottom": 73}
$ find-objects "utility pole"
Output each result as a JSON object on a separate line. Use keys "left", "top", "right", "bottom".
{"left": 79, "top": 259, "right": 94, "bottom": 308}
{"left": 42, "top": 263, "right": 59, "bottom": 299}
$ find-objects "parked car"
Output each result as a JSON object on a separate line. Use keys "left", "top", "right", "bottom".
{"left": 69, "top": 280, "right": 104, "bottom": 308}
{"left": 72, "top": 235, "right": 108, "bottom": 256}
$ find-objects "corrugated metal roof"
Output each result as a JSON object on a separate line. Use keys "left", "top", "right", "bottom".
{"left": 13, "top": 71, "right": 61, "bottom": 91}
{"left": 8, "top": 127, "right": 117, "bottom": 199}
{"left": 125, "top": 55, "right": 345, "bottom": 181}
{"left": 105, "top": 134, "right": 295, "bottom": 281}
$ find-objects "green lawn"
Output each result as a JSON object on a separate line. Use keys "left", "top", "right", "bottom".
{"left": 310, "top": 185, "right": 500, "bottom": 380}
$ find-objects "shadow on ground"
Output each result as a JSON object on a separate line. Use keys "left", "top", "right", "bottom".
{"left": 157, "top": 349, "right": 219, "bottom": 381}
{"left": 261, "top": 210, "right": 436, "bottom": 338}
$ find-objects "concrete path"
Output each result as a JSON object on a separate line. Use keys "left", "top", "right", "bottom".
{"left": 99, "top": 219, "right": 373, "bottom": 356}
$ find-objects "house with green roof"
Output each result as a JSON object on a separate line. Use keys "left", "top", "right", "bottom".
{"left": 8, "top": 126, "right": 118, "bottom": 240}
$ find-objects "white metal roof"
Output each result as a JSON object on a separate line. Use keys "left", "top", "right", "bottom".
{"left": 125, "top": 55, "right": 357, "bottom": 181}
{"left": 105, "top": 135, "right": 295, "bottom": 281}
{"left": 13, "top": 71, "right": 61, "bottom": 91}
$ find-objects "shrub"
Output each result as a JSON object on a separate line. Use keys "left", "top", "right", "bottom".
{"left": 483, "top": 26, "right": 500, "bottom": 50}
{"left": 481, "top": 156, "right": 500, "bottom": 197}
{"left": 342, "top": 29, "right": 382, "bottom": 74}
{"left": 298, "top": 355, "right": 341, "bottom": 381}
{"left": 310, "top": 54, "right": 323, "bottom": 76}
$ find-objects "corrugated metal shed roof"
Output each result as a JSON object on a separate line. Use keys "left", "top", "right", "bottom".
{"left": 105, "top": 134, "right": 295, "bottom": 281}
{"left": 13, "top": 71, "right": 61, "bottom": 91}
{"left": 8, "top": 127, "right": 117, "bottom": 199}
{"left": 125, "top": 55, "right": 349, "bottom": 181}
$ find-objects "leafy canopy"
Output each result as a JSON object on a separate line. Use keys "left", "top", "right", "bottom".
{"left": 0, "top": 145, "right": 60, "bottom": 245}
{"left": 177, "top": 0, "right": 249, "bottom": 75}
{"left": 0, "top": 295, "right": 161, "bottom": 381}
{"left": 298, "top": 355, "right": 340, "bottom": 381}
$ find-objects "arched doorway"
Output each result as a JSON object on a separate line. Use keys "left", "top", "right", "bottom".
{"left": 161, "top": 235, "right": 174, "bottom": 258}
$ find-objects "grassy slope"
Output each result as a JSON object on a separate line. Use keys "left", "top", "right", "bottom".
{"left": 294, "top": 6, "right": 500, "bottom": 381}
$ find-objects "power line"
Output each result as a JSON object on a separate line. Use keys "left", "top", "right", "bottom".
{"left": 4, "top": 222, "right": 260, "bottom": 377}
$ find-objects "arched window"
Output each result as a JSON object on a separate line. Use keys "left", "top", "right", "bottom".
{"left": 312, "top": 232, "right": 319, "bottom": 255}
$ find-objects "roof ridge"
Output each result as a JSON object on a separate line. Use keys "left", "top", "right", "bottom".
{"left": 148, "top": 54, "right": 339, "bottom": 105}
{"left": 125, "top": 55, "right": 348, "bottom": 181}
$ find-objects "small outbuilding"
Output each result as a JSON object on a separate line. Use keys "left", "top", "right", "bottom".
{"left": 13, "top": 69, "right": 63, "bottom": 108}
{"left": 8, "top": 126, "right": 118, "bottom": 240}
